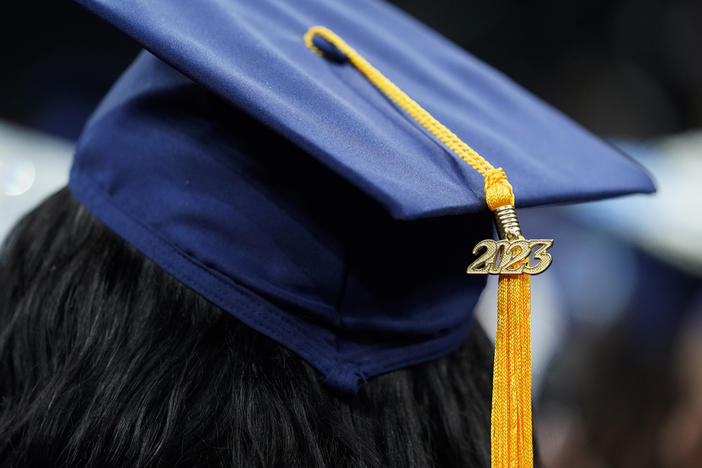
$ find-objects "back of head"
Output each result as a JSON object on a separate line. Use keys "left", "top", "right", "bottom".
{"left": 0, "top": 188, "right": 493, "bottom": 468}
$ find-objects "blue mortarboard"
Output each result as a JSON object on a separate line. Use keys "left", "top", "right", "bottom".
{"left": 69, "top": 0, "right": 654, "bottom": 401}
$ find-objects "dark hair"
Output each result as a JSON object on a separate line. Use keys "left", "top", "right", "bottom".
{"left": 0, "top": 188, "right": 493, "bottom": 468}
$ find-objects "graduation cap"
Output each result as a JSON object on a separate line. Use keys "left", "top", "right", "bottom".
{"left": 69, "top": 1, "right": 654, "bottom": 466}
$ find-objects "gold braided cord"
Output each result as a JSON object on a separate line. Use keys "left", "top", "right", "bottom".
{"left": 305, "top": 26, "right": 495, "bottom": 178}
{"left": 305, "top": 26, "right": 533, "bottom": 468}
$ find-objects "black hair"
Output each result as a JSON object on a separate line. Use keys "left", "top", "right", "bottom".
{"left": 0, "top": 188, "right": 494, "bottom": 468}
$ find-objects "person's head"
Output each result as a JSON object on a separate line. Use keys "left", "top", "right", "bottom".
{"left": 0, "top": 188, "right": 494, "bottom": 467}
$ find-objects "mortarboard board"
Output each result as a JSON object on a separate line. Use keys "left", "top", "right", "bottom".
{"left": 68, "top": 1, "right": 655, "bottom": 466}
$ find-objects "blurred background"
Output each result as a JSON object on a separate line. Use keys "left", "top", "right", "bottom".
{"left": 1, "top": 1, "right": 701, "bottom": 467}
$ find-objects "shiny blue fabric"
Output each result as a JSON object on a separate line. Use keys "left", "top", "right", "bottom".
{"left": 70, "top": 53, "right": 490, "bottom": 392}
{"left": 74, "top": 0, "right": 654, "bottom": 219}
{"left": 70, "top": 0, "right": 655, "bottom": 392}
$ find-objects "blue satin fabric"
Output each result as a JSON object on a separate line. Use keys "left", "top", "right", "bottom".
{"left": 70, "top": 54, "right": 490, "bottom": 392}
{"left": 74, "top": 0, "right": 654, "bottom": 220}
{"left": 69, "top": 0, "right": 654, "bottom": 392}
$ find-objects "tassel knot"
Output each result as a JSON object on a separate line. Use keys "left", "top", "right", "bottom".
{"left": 484, "top": 168, "right": 515, "bottom": 211}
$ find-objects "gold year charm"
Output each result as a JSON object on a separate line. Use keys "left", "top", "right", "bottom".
{"left": 466, "top": 205, "right": 554, "bottom": 276}
{"left": 466, "top": 239, "right": 553, "bottom": 275}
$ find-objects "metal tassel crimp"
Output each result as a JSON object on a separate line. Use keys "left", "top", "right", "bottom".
{"left": 493, "top": 205, "right": 522, "bottom": 241}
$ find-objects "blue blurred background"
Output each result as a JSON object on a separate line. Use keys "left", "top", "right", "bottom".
{"left": 1, "top": 2, "right": 701, "bottom": 467}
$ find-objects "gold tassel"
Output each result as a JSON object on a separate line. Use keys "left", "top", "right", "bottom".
{"left": 486, "top": 170, "right": 532, "bottom": 467}
{"left": 492, "top": 274, "right": 532, "bottom": 466}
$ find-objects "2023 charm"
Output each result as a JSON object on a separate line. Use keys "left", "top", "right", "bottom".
{"left": 466, "top": 205, "right": 554, "bottom": 275}
{"left": 466, "top": 238, "right": 553, "bottom": 275}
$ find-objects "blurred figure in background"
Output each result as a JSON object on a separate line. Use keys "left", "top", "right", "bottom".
{"left": 535, "top": 133, "right": 702, "bottom": 468}
{"left": 660, "top": 307, "right": 702, "bottom": 468}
